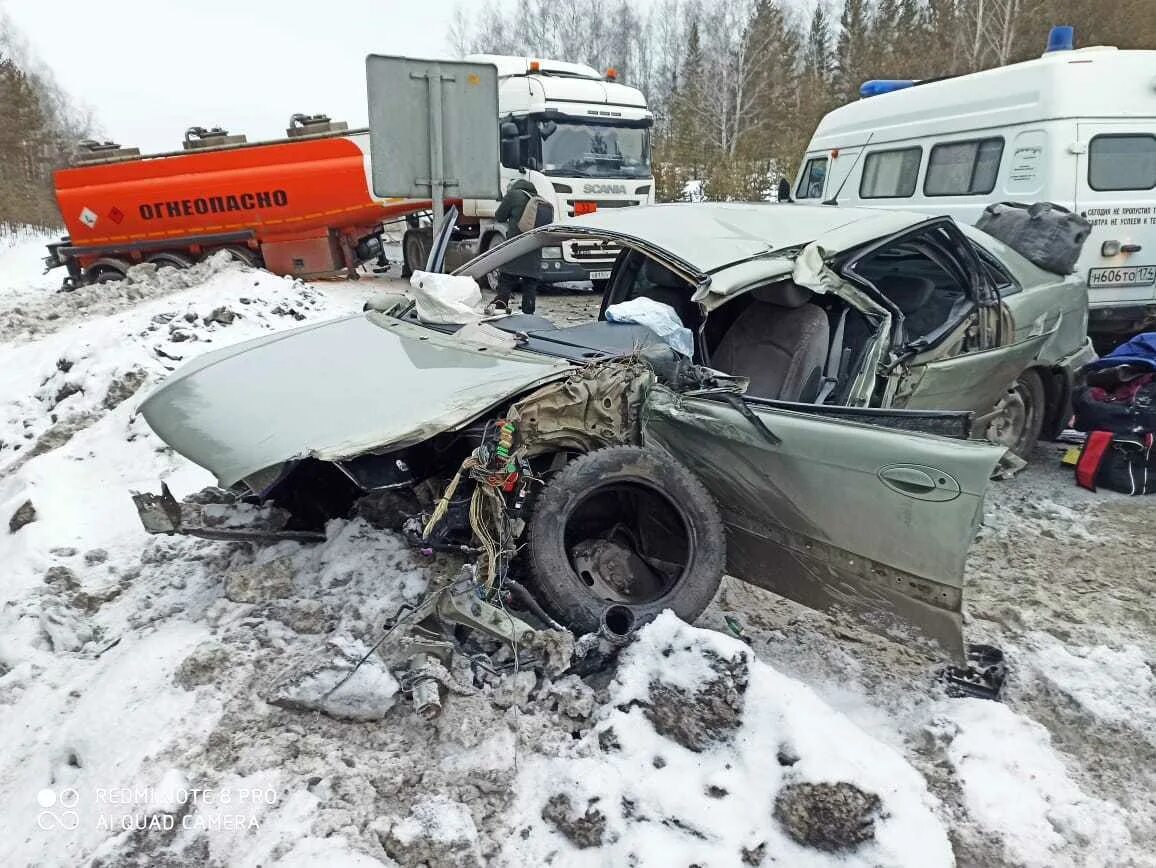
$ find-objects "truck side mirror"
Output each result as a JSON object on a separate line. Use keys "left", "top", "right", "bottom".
{"left": 500, "top": 122, "right": 519, "bottom": 140}
{"left": 777, "top": 178, "right": 792, "bottom": 203}
{"left": 500, "top": 139, "right": 520, "bottom": 170}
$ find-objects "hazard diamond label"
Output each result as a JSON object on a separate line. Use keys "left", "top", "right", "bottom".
{"left": 108, "top": 206, "right": 124, "bottom": 224}
{"left": 79, "top": 207, "right": 98, "bottom": 228}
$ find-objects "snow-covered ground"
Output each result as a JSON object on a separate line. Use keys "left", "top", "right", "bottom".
{"left": 0, "top": 231, "right": 1153, "bottom": 867}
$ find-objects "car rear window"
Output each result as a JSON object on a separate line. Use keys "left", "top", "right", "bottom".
{"left": 1089, "top": 135, "right": 1156, "bottom": 191}
{"left": 925, "top": 138, "right": 1004, "bottom": 196}
{"left": 860, "top": 147, "right": 922, "bottom": 199}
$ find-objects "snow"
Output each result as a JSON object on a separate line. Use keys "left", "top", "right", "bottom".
{"left": 0, "top": 226, "right": 61, "bottom": 303}
{"left": 932, "top": 698, "right": 1132, "bottom": 867}
{"left": 0, "top": 230, "right": 1153, "bottom": 866}
{"left": 505, "top": 611, "right": 954, "bottom": 867}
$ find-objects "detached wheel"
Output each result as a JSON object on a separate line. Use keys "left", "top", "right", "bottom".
{"left": 526, "top": 446, "right": 726, "bottom": 635}
{"left": 986, "top": 369, "right": 1045, "bottom": 459}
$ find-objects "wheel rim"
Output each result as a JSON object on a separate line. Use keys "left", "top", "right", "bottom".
{"left": 562, "top": 480, "right": 693, "bottom": 605}
{"left": 986, "top": 382, "right": 1036, "bottom": 451}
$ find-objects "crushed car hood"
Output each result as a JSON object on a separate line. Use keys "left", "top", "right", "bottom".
{"left": 139, "top": 313, "right": 571, "bottom": 488}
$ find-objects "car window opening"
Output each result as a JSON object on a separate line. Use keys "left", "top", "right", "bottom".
{"left": 855, "top": 230, "right": 978, "bottom": 352}
{"left": 702, "top": 279, "right": 859, "bottom": 404}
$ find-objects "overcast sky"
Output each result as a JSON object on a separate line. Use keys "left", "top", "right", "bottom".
{"left": 4, "top": 0, "right": 463, "bottom": 151}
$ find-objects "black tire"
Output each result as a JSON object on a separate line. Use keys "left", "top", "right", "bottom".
{"left": 986, "top": 369, "right": 1045, "bottom": 459}
{"left": 206, "top": 245, "right": 262, "bottom": 268}
{"left": 526, "top": 445, "right": 726, "bottom": 635}
{"left": 401, "top": 230, "right": 428, "bottom": 278}
{"left": 84, "top": 259, "right": 129, "bottom": 284}
{"left": 146, "top": 251, "right": 193, "bottom": 269}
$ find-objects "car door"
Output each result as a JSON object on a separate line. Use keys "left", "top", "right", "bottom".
{"left": 643, "top": 388, "right": 1005, "bottom": 662}
{"left": 1075, "top": 123, "right": 1156, "bottom": 310}
{"left": 851, "top": 219, "right": 1047, "bottom": 414}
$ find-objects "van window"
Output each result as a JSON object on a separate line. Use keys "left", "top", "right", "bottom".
{"left": 796, "top": 157, "right": 827, "bottom": 199}
{"left": 860, "top": 147, "right": 922, "bottom": 199}
{"left": 925, "top": 138, "right": 1004, "bottom": 196}
{"left": 1089, "top": 135, "right": 1156, "bottom": 191}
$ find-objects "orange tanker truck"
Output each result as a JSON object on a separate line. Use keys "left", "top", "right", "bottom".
{"left": 45, "top": 114, "right": 448, "bottom": 286}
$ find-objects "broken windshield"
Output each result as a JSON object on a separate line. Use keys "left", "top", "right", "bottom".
{"left": 538, "top": 120, "right": 650, "bottom": 179}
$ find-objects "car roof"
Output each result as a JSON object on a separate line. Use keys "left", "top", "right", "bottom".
{"left": 562, "top": 202, "right": 930, "bottom": 273}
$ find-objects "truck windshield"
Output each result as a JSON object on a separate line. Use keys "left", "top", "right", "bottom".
{"left": 538, "top": 121, "right": 650, "bottom": 179}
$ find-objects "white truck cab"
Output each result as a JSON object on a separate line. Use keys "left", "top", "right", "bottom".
{"left": 403, "top": 54, "right": 655, "bottom": 287}
{"left": 795, "top": 31, "right": 1156, "bottom": 338}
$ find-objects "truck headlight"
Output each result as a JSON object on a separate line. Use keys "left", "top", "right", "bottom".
{"left": 541, "top": 246, "right": 562, "bottom": 260}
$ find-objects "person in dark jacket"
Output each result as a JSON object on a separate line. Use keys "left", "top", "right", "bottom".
{"left": 492, "top": 179, "right": 545, "bottom": 314}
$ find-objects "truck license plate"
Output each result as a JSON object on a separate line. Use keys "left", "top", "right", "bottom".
{"left": 1087, "top": 265, "right": 1156, "bottom": 289}
{"left": 589, "top": 270, "right": 611, "bottom": 281}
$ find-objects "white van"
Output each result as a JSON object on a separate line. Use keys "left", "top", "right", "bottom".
{"left": 795, "top": 35, "right": 1156, "bottom": 340}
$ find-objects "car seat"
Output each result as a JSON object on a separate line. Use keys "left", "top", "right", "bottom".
{"left": 711, "top": 281, "right": 829, "bottom": 402}
{"left": 633, "top": 260, "right": 695, "bottom": 326}
{"left": 875, "top": 274, "right": 939, "bottom": 339}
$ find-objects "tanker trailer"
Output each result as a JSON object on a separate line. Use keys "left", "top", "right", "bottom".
{"left": 45, "top": 115, "right": 452, "bottom": 286}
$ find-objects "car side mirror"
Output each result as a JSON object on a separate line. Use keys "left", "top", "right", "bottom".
{"left": 777, "top": 178, "right": 792, "bottom": 203}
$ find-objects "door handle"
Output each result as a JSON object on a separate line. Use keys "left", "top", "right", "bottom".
{"left": 878, "top": 464, "right": 962, "bottom": 502}
{"left": 880, "top": 466, "right": 936, "bottom": 493}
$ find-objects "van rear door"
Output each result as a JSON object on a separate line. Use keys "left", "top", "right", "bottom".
{"left": 1075, "top": 124, "right": 1156, "bottom": 322}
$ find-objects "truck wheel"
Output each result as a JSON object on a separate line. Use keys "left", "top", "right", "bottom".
{"left": 401, "top": 230, "right": 428, "bottom": 278}
{"left": 84, "top": 258, "right": 129, "bottom": 284}
{"left": 475, "top": 232, "right": 506, "bottom": 292}
{"left": 986, "top": 369, "right": 1045, "bottom": 459}
{"left": 146, "top": 252, "right": 193, "bottom": 270}
{"left": 206, "top": 245, "right": 261, "bottom": 268}
{"left": 526, "top": 446, "right": 726, "bottom": 635}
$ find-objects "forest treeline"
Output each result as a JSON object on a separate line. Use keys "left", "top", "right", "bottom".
{"left": 451, "top": 0, "right": 1156, "bottom": 200}
{"left": 0, "top": 13, "right": 93, "bottom": 229}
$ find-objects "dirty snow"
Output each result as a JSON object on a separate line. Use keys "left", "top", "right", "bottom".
{"left": 1, "top": 229, "right": 1154, "bottom": 867}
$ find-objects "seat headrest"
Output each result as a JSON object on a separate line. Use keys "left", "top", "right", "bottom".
{"left": 877, "top": 275, "right": 934, "bottom": 314}
{"left": 642, "top": 259, "right": 686, "bottom": 288}
{"left": 750, "top": 281, "right": 813, "bottom": 308}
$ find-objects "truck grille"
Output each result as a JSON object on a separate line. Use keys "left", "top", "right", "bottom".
{"left": 564, "top": 239, "right": 621, "bottom": 264}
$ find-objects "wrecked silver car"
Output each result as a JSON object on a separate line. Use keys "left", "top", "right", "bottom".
{"left": 486, "top": 202, "right": 1095, "bottom": 456}
{"left": 134, "top": 204, "right": 1055, "bottom": 672}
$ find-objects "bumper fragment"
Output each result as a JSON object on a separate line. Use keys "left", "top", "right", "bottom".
{"left": 131, "top": 483, "right": 326, "bottom": 543}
